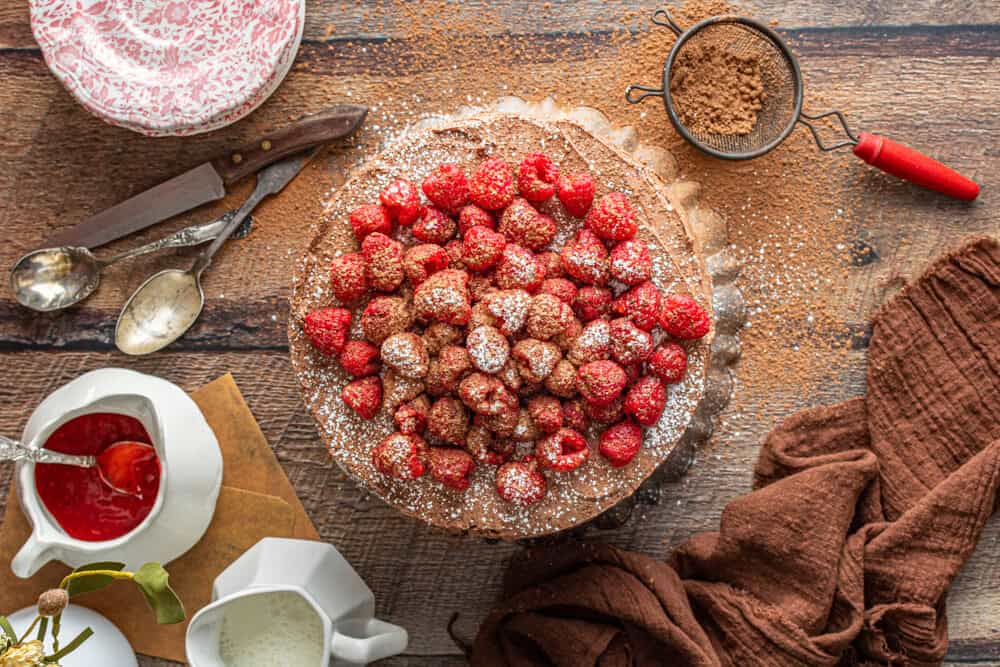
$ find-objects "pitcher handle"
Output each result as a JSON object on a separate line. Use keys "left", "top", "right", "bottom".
{"left": 330, "top": 618, "right": 408, "bottom": 665}
{"left": 12, "top": 535, "right": 54, "bottom": 579}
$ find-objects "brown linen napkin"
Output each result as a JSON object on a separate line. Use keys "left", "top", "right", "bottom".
{"left": 471, "top": 236, "right": 1000, "bottom": 666}
{"left": 0, "top": 374, "right": 319, "bottom": 663}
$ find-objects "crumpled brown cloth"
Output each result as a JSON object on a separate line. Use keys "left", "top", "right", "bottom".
{"left": 471, "top": 237, "right": 1000, "bottom": 667}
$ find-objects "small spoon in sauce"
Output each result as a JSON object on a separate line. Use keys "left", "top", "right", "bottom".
{"left": 0, "top": 435, "right": 156, "bottom": 497}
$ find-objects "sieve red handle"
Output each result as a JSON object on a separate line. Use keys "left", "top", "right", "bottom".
{"left": 853, "top": 132, "right": 980, "bottom": 201}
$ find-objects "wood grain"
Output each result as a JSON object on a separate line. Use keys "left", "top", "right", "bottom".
{"left": 0, "top": 1, "right": 998, "bottom": 665}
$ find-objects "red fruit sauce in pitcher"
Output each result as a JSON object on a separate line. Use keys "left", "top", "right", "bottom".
{"left": 34, "top": 413, "right": 161, "bottom": 542}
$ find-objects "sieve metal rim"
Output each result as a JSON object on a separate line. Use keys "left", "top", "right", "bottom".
{"left": 660, "top": 14, "right": 805, "bottom": 161}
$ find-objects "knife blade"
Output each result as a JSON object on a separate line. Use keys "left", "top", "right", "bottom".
{"left": 45, "top": 104, "right": 368, "bottom": 249}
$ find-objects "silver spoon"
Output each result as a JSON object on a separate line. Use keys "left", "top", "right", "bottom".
{"left": 9, "top": 211, "right": 254, "bottom": 313}
{"left": 0, "top": 434, "right": 155, "bottom": 497}
{"left": 115, "top": 149, "right": 317, "bottom": 356}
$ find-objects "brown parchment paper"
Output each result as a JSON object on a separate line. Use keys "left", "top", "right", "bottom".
{"left": 0, "top": 373, "right": 319, "bottom": 663}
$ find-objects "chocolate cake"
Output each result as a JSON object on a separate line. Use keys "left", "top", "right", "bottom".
{"left": 290, "top": 111, "right": 714, "bottom": 540}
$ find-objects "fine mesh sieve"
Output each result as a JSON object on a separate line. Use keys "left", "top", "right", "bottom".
{"left": 624, "top": 8, "right": 979, "bottom": 199}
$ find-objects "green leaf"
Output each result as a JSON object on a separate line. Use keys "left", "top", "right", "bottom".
{"left": 0, "top": 615, "right": 16, "bottom": 642}
{"left": 133, "top": 563, "right": 185, "bottom": 624}
{"left": 44, "top": 627, "right": 92, "bottom": 662}
{"left": 65, "top": 562, "right": 126, "bottom": 597}
{"left": 37, "top": 616, "right": 48, "bottom": 642}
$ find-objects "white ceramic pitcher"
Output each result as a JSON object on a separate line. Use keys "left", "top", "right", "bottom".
{"left": 186, "top": 538, "right": 408, "bottom": 666}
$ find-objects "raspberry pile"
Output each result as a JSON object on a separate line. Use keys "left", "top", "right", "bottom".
{"left": 302, "top": 154, "right": 710, "bottom": 506}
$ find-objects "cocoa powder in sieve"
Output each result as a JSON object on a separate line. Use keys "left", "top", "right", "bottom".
{"left": 670, "top": 42, "right": 766, "bottom": 136}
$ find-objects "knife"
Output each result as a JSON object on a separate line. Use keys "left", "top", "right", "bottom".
{"left": 45, "top": 104, "right": 368, "bottom": 249}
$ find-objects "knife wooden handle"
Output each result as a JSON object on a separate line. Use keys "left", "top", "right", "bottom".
{"left": 212, "top": 105, "right": 368, "bottom": 184}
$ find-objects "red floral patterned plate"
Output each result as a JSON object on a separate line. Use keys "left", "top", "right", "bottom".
{"left": 30, "top": 0, "right": 305, "bottom": 136}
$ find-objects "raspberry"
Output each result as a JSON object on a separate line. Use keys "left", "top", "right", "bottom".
{"left": 539, "top": 278, "right": 577, "bottom": 305}
{"left": 623, "top": 375, "right": 667, "bottom": 426}
{"left": 568, "top": 319, "right": 611, "bottom": 365}
{"left": 421, "top": 164, "right": 469, "bottom": 214}
{"left": 458, "top": 204, "right": 496, "bottom": 234}
{"left": 403, "top": 243, "right": 450, "bottom": 287}
{"left": 513, "top": 407, "right": 540, "bottom": 441}
{"left": 459, "top": 372, "right": 517, "bottom": 416}
{"left": 349, "top": 204, "right": 392, "bottom": 241}
{"left": 469, "top": 158, "right": 516, "bottom": 210}
{"left": 497, "top": 359, "right": 523, "bottom": 394}
{"left": 329, "top": 252, "right": 368, "bottom": 303}
{"left": 557, "top": 172, "right": 596, "bottom": 217}
{"left": 338, "top": 340, "right": 380, "bottom": 377}
{"left": 464, "top": 423, "right": 508, "bottom": 465}
{"left": 562, "top": 399, "right": 588, "bottom": 432}
{"left": 373, "top": 432, "right": 428, "bottom": 479}
{"left": 536, "top": 428, "right": 590, "bottom": 472}
{"left": 553, "top": 316, "right": 583, "bottom": 353}
{"left": 484, "top": 289, "right": 531, "bottom": 337}
{"left": 495, "top": 458, "right": 546, "bottom": 505}
{"left": 517, "top": 153, "right": 560, "bottom": 202}
{"left": 536, "top": 251, "right": 565, "bottom": 278}
{"left": 413, "top": 269, "right": 471, "bottom": 325}
{"left": 422, "top": 322, "right": 462, "bottom": 355}
{"left": 512, "top": 339, "right": 562, "bottom": 383}
{"left": 609, "top": 318, "right": 653, "bottom": 366}
{"left": 427, "top": 396, "right": 470, "bottom": 446}
{"left": 468, "top": 274, "right": 494, "bottom": 302}
{"left": 303, "top": 307, "right": 352, "bottom": 356}
{"left": 383, "top": 369, "right": 426, "bottom": 412}
{"left": 380, "top": 179, "right": 422, "bottom": 225}
{"left": 576, "top": 360, "right": 627, "bottom": 406}
{"left": 444, "top": 239, "right": 466, "bottom": 269}
{"left": 426, "top": 345, "right": 472, "bottom": 396}
{"left": 572, "top": 286, "right": 613, "bottom": 322}
{"left": 526, "top": 293, "right": 572, "bottom": 340}
{"left": 648, "top": 343, "right": 688, "bottom": 384}
{"left": 362, "top": 232, "right": 405, "bottom": 292}
{"left": 477, "top": 405, "right": 519, "bottom": 437}
{"left": 462, "top": 225, "right": 507, "bottom": 272}
{"left": 394, "top": 395, "right": 430, "bottom": 434}
{"left": 609, "top": 239, "right": 652, "bottom": 286}
{"left": 381, "top": 332, "right": 429, "bottom": 379}
{"left": 495, "top": 244, "right": 546, "bottom": 291}
{"left": 466, "top": 325, "right": 510, "bottom": 374}
{"left": 544, "top": 359, "right": 578, "bottom": 398}
{"left": 561, "top": 228, "right": 608, "bottom": 286}
{"left": 412, "top": 206, "right": 457, "bottom": 245}
{"left": 659, "top": 294, "right": 711, "bottom": 340}
{"left": 585, "top": 395, "right": 624, "bottom": 424}
{"left": 341, "top": 376, "right": 382, "bottom": 420}
{"left": 527, "top": 395, "right": 563, "bottom": 434}
{"left": 599, "top": 420, "right": 642, "bottom": 467}
{"left": 428, "top": 447, "right": 475, "bottom": 491}
{"left": 361, "top": 296, "right": 412, "bottom": 345}
{"left": 612, "top": 281, "right": 662, "bottom": 331}
{"left": 586, "top": 192, "right": 637, "bottom": 241}
{"left": 498, "top": 197, "right": 556, "bottom": 251}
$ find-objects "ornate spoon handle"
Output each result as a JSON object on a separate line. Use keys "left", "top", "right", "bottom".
{"left": 0, "top": 434, "right": 96, "bottom": 467}
{"left": 103, "top": 210, "right": 250, "bottom": 266}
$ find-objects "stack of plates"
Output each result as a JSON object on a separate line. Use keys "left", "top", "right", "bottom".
{"left": 29, "top": 0, "right": 305, "bottom": 136}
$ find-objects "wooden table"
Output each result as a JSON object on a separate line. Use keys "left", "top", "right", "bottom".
{"left": 1, "top": 1, "right": 997, "bottom": 665}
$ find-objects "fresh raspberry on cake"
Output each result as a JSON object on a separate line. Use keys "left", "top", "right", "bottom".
{"left": 468, "top": 273, "right": 495, "bottom": 302}
{"left": 648, "top": 343, "right": 688, "bottom": 384}
{"left": 539, "top": 278, "right": 577, "bottom": 305}
{"left": 536, "top": 251, "right": 564, "bottom": 278}
{"left": 562, "top": 399, "right": 588, "bottom": 432}
{"left": 553, "top": 316, "right": 583, "bottom": 353}
{"left": 494, "top": 244, "right": 546, "bottom": 291}
{"left": 462, "top": 225, "right": 507, "bottom": 272}
{"left": 329, "top": 252, "right": 368, "bottom": 303}
{"left": 381, "top": 332, "right": 430, "bottom": 379}
{"left": 512, "top": 407, "right": 540, "bottom": 442}
{"left": 382, "top": 370, "right": 426, "bottom": 412}
{"left": 341, "top": 376, "right": 382, "bottom": 420}
{"left": 527, "top": 395, "right": 563, "bottom": 434}
{"left": 422, "top": 322, "right": 462, "bottom": 355}
{"left": 466, "top": 325, "right": 510, "bottom": 374}
{"left": 544, "top": 359, "right": 578, "bottom": 398}
{"left": 469, "top": 158, "right": 516, "bottom": 210}
{"left": 495, "top": 458, "right": 547, "bottom": 505}
{"left": 476, "top": 405, "right": 519, "bottom": 438}
{"left": 458, "top": 204, "right": 495, "bottom": 234}
{"left": 517, "top": 153, "right": 560, "bottom": 202}
{"left": 421, "top": 164, "right": 469, "bottom": 214}
{"left": 568, "top": 319, "right": 611, "bottom": 365}
{"left": 349, "top": 204, "right": 392, "bottom": 241}
{"left": 499, "top": 197, "right": 556, "bottom": 251}
{"left": 403, "top": 243, "right": 450, "bottom": 287}
{"left": 609, "top": 318, "right": 653, "bottom": 366}
{"left": 362, "top": 232, "right": 405, "bottom": 292}
{"left": 659, "top": 294, "right": 711, "bottom": 340}
{"left": 599, "top": 420, "right": 642, "bottom": 467}
{"left": 586, "top": 192, "right": 637, "bottom": 241}
{"left": 444, "top": 239, "right": 466, "bottom": 270}
{"left": 536, "top": 428, "right": 590, "bottom": 471}
{"left": 338, "top": 340, "right": 380, "bottom": 377}
{"left": 459, "top": 372, "right": 517, "bottom": 416}
{"left": 413, "top": 269, "right": 471, "bottom": 325}
{"left": 585, "top": 395, "right": 624, "bottom": 424}
{"left": 512, "top": 339, "right": 561, "bottom": 383}
{"left": 609, "top": 239, "right": 652, "bottom": 285}
{"left": 623, "top": 375, "right": 667, "bottom": 426}
{"left": 412, "top": 206, "right": 457, "bottom": 244}
{"left": 373, "top": 432, "right": 428, "bottom": 479}
{"left": 394, "top": 395, "right": 430, "bottom": 435}
{"left": 427, "top": 397, "right": 470, "bottom": 446}
{"left": 526, "top": 293, "right": 572, "bottom": 340}
{"left": 576, "top": 360, "right": 627, "bottom": 407}
{"left": 484, "top": 289, "right": 531, "bottom": 337}
{"left": 561, "top": 228, "right": 609, "bottom": 286}
{"left": 573, "top": 286, "right": 613, "bottom": 322}
{"left": 497, "top": 359, "right": 523, "bottom": 394}
{"left": 557, "top": 172, "right": 595, "bottom": 217}
{"left": 303, "top": 307, "right": 352, "bottom": 355}
{"left": 612, "top": 280, "right": 662, "bottom": 332}
{"left": 428, "top": 447, "right": 475, "bottom": 491}
{"left": 426, "top": 345, "right": 472, "bottom": 396}
{"left": 380, "top": 179, "right": 422, "bottom": 225}
{"left": 361, "top": 296, "right": 412, "bottom": 345}
{"left": 464, "top": 423, "right": 508, "bottom": 465}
